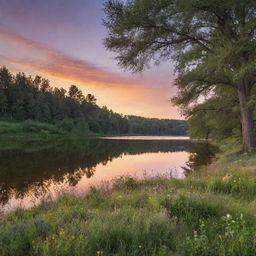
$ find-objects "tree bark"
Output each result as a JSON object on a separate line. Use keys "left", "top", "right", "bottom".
{"left": 237, "top": 82, "right": 255, "bottom": 152}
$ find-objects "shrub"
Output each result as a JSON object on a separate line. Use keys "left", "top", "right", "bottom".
{"left": 22, "top": 121, "right": 60, "bottom": 134}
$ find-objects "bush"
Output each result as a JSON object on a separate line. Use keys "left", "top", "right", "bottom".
{"left": 55, "top": 119, "right": 75, "bottom": 132}
{"left": 22, "top": 121, "right": 60, "bottom": 134}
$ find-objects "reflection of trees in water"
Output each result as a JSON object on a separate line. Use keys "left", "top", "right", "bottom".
{"left": 0, "top": 138, "right": 195, "bottom": 206}
{"left": 182, "top": 142, "right": 218, "bottom": 176}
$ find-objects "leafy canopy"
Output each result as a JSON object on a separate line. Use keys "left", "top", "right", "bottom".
{"left": 104, "top": 0, "right": 256, "bottom": 106}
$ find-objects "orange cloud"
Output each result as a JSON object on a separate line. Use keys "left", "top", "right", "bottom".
{"left": 0, "top": 28, "right": 180, "bottom": 118}
{"left": 0, "top": 28, "right": 144, "bottom": 89}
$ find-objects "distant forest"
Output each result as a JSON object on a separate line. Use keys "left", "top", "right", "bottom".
{"left": 0, "top": 67, "right": 188, "bottom": 135}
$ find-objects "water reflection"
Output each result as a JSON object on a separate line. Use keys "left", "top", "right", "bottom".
{"left": 0, "top": 137, "right": 216, "bottom": 211}
{"left": 182, "top": 142, "right": 218, "bottom": 176}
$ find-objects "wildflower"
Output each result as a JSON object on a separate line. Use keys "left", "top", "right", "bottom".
{"left": 96, "top": 251, "right": 104, "bottom": 255}
{"left": 222, "top": 174, "right": 232, "bottom": 182}
{"left": 59, "top": 230, "right": 65, "bottom": 236}
{"left": 138, "top": 245, "right": 143, "bottom": 249}
{"left": 226, "top": 214, "right": 232, "bottom": 219}
{"left": 71, "top": 235, "right": 75, "bottom": 239}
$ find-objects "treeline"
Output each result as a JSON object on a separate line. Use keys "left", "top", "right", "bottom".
{"left": 0, "top": 67, "right": 188, "bottom": 135}
{"left": 128, "top": 115, "right": 188, "bottom": 135}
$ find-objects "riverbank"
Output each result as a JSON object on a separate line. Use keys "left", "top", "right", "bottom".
{"left": 1, "top": 144, "right": 256, "bottom": 255}
{"left": 0, "top": 121, "right": 188, "bottom": 139}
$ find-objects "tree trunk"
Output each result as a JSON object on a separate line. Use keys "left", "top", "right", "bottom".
{"left": 237, "top": 83, "right": 255, "bottom": 152}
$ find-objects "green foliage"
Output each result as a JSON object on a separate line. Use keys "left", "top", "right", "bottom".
{"left": 128, "top": 115, "right": 188, "bottom": 135}
{"left": 187, "top": 88, "right": 240, "bottom": 140}
{"left": 86, "top": 209, "right": 174, "bottom": 255}
{"left": 162, "top": 195, "right": 219, "bottom": 226}
{"left": 22, "top": 121, "right": 61, "bottom": 134}
{"left": 0, "top": 121, "right": 24, "bottom": 135}
{"left": 181, "top": 215, "right": 256, "bottom": 256}
{"left": 0, "top": 121, "right": 62, "bottom": 136}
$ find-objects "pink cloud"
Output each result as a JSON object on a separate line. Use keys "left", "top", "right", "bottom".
{"left": 0, "top": 29, "right": 180, "bottom": 118}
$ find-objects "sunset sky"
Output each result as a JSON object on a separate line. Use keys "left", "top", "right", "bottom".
{"left": 0, "top": 0, "right": 181, "bottom": 119}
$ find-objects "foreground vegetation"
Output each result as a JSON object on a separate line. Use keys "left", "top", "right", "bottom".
{"left": 2, "top": 143, "right": 256, "bottom": 255}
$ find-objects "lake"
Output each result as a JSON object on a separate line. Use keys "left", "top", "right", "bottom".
{"left": 0, "top": 136, "right": 216, "bottom": 212}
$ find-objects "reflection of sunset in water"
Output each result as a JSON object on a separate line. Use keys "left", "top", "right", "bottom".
{"left": 2, "top": 151, "right": 188, "bottom": 212}
{"left": 101, "top": 136, "right": 189, "bottom": 140}
{"left": 76, "top": 151, "right": 189, "bottom": 191}
{"left": 0, "top": 138, "right": 217, "bottom": 212}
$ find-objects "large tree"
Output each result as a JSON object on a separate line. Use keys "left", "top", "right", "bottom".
{"left": 103, "top": 0, "right": 256, "bottom": 152}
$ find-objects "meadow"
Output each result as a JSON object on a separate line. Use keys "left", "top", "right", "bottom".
{"left": 1, "top": 141, "right": 256, "bottom": 255}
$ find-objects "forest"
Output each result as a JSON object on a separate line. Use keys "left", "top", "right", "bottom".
{"left": 0, "top": 67, "right": 188, "bottom": 136}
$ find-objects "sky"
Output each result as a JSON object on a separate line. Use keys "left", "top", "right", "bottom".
{"left": 0, "top": 0, "right": 181, "bottom": 119}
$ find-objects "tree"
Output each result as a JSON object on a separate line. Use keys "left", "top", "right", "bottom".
{"left": 68, "top": 85, "right": 85, "bottom": 104}
{"left": 0, "top": 67, "right": 11, "bottom": 114}
{"left": 187, "top": 93, "right": 240, "bottom": 140}
{"left": 85, "top": 93, "right": 97, "bottom": 104}
{"left": 103, "top": 0, "right": 256, "bottom": 152}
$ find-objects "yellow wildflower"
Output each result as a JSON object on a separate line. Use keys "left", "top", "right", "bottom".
{"left": 138, "top": 245, "right": 143, "bottom": 249}
{"left": 59, "top": 230, "right": 65, "bottom": 236}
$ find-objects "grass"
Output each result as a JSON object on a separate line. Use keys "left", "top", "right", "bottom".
{"left": 0, "top": 121, "right": 98, "bottom": 143}
{"left": 2, "top": 148, "right": 256, "bottom": 255}
{"left": 0, "top": 120, "right": 65, "bottom": 137}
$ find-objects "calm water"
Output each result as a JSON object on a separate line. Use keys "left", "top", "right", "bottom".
{"left": 0, "top": 136, "right": 216, "bottom": 212}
